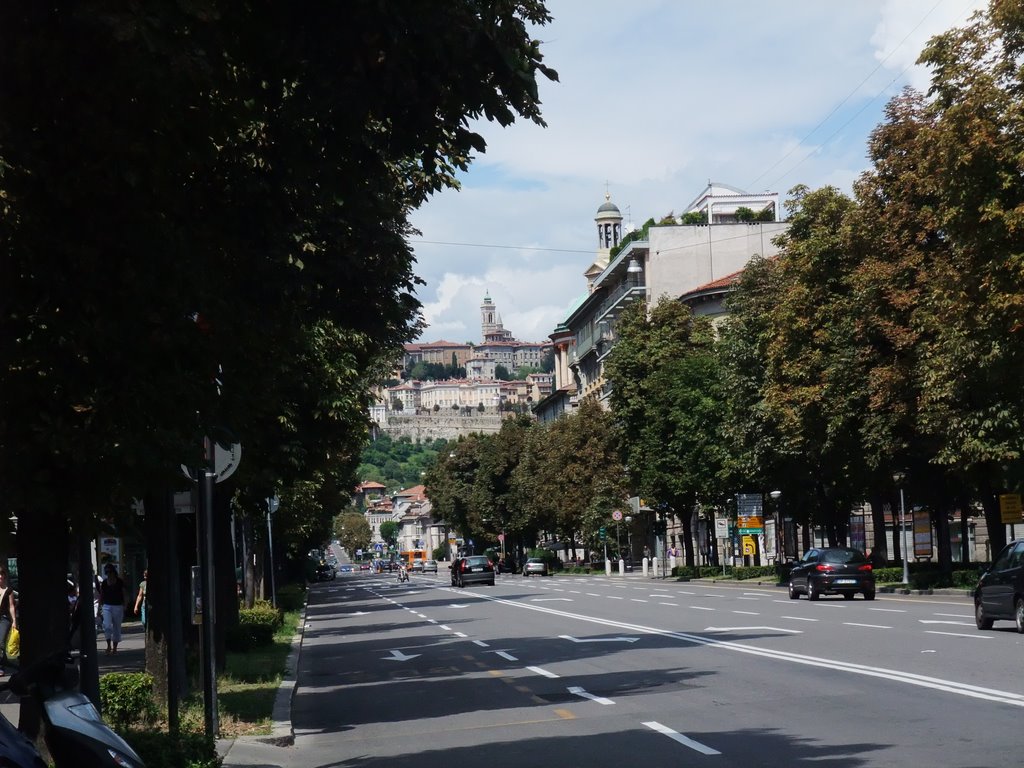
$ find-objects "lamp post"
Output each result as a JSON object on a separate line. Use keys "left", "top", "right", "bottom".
{"left": 266, "top": 496, "right": 279, "bottom": 608}
{"left": 892, "top": 471, "right": 910, "bottom": 586}
{"left": 769, "top": 490, "right": 782, "bottom": 564}
{"left": 624, "top": 515, "right": 633, "bottom": 564}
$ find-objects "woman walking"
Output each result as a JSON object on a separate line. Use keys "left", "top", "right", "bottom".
{"left": 99, "top": 564, "right": 128, "bottom": 654}
{"left": 0, "top": 568, "right": 16, "bottom": 674}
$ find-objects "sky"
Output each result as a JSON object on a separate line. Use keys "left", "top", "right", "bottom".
{"left": 408, "top": 0, "right": 987, "bottom": 346}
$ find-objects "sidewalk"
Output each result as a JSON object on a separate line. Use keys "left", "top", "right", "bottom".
{"left": 0, "top": 619, "right": 146, "bottom": 724}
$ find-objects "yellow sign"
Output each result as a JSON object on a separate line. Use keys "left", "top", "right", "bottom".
{"left": 742, "top": 535, "right": 756, "bottom": 556}
{"left": 1000, "top": 494, "right": 1023, "bottom": 524}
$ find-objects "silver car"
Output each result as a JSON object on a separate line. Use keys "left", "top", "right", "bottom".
{"left": 423, "top": 559, "right": 438, "bottom": 573}
{"left": 522, "top": 558, "right": 550, "bottom": 577}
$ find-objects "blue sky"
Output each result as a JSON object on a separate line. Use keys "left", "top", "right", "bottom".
{"left": 409, "top": 0, "right": 986, "bottom": 345}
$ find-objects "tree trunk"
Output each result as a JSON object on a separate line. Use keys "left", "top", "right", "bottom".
{"left": 17, "top": 506, "right": 72, "bottom": 737}
{"left": 213, "top": 486, "right": 237, "bottom": 671}
{"left": 868, "top": 492, "right": 888, "bottom": 563}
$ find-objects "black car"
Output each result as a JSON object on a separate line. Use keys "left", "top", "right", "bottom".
{"left": 788, "top": 547, "right": 875, "bottom": 600}
{"left": 974, "top": 539, "right": 1024, "bottom": 632}
{"left": 314, "top": 562, "right": 336, "bottom": 582}
{"left": 450, "top": 556, "right": 495, "bottom": 587}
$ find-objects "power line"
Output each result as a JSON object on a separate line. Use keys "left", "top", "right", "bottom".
{"left": 411, "top": 239, "right": 592, "bottom": 255}
{"left": 747, "top": 0, "right": 954, "bottom": 191}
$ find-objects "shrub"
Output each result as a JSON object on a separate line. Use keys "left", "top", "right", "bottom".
{"left": 122, "top": 729, "right": 219, "bottom": 768}
{"left": 275, "top": 583, "right": 306, "bottom": 613}
{"left": 100, "top": 672, "right": 158, "bottom": 729}
{"left": 228, "top": 601, "right": 282, "bottom": 650}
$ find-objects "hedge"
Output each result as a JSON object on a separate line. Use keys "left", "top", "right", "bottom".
{"left": 227, "top": 600, "right": 282, "bottom": 650}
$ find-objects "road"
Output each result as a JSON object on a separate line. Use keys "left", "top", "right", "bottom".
{"left": 286, "top": 568, "right": 1017, "bottom": 767}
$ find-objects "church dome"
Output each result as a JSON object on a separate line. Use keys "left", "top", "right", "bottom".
{"left": 596, "top": 192, "right": 621, "bottom": 219}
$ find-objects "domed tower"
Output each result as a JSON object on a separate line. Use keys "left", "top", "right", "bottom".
{"left": 596, "top": 192, "right": 622, "bottom": 254}
{"left": 585, "top": 192, "right": 623, "bottom": 289}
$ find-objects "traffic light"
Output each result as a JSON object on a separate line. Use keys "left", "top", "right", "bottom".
{"left": 599, "top": 526, "right": 607, "bottom": 541}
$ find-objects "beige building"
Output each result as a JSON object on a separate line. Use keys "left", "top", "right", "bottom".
{"left": 536, "top": 184, "right": 789, "bottom": 419}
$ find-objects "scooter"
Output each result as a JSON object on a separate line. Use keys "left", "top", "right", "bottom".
{"left": 397, "top": 566, "right": 409, "bottom": 583}
{"left": 0, "top": 652, "right": 145, "bottom": 767}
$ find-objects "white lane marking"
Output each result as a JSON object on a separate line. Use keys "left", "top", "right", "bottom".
{"left": 702, "top": 594, "right": 722, "bottom": 598}
{"left": 650, "top": 595, "right": 673, "bottom": 599}
{"left": 473, "top": 640, "right": 489, "bottom": 647}
{"left": 743, "top": 591, "right": 775, "bottom": 596}
{"left": 782, "top": 616, "right": 819, "bottom": 622}
{"left": 560, "top": 635, "right": 639, "bottom": 644}
{"left": 869, "top": 608, "right": 906, "bottom": 613}
{"left": 843, "top": 622, "right": 892, "bottom": 629}
{"left": 608, "top": 596, "right": 624, "bottom": 600}
{"left": 494, "top": 651, "right": 518, "bottom": 661}
{"left": 587, "top": 593, "right": 601, "bottom": 597}
{"left": 454, "top": 631, "right": 468, "bottom": 638}
{"left": 450, "top": 604, "right": 469, "bottom": 608}
{"left": 659, "top": 602, "right": 679, "bottom": 607}
{"left": 383, "top": 650, "right": 419, "bottom": 661}
{"left": 736, "top": 597, "right": 760, "bottom": 601}
{"left": 919, "top": 620, "right": 975, "bottom": 626}
{"left": 678, "top": 591, "right": 695, "bottom": 595}
{"left": 454, "top": 588, "right": 1022, "bottom": 706}
{"left": 427, "top": 619, "right": 437, "bottom": 624}
{"left": 690, "top": 606, "right": 715, "bottom": 611}
{"left": 527, "top": 666, "right": 560, "bottom": 678}
{"left": 732, "top": 610, "right": 760, "bottom": 616}
{"left": 924, "top": 631, "right": 991, "bottom": 639}
{"left": 643, "top": 721, "right": 720, "bottom": 755}
{"left": 934, "top": 613, "right": 972, "bottom": 618}
{"left": 440, "top": 625, "right": 451, "bottom": 631}
{"left": 631, "top": 599, "right": 649, "bottom": 603}
{"left": 532, "top": 598, "right": 572, "bottom": 602}
{"left": 568, "top": 686, "right": 614, "bottom": 705}
{"left": 705, "top": 626, "right": 802, "bottom": 634}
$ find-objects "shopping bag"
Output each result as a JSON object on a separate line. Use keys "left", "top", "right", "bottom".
{"left": 6, "top": 626, "right": 19, "bottom": 658}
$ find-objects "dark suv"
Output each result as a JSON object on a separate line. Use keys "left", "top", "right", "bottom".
{"left": 788, "top": 547, "right": 875, "bottom": 600}
{"left": 975, "top": 540, "right": 1024, "bottom": 632}
{"left": 451, "top": 556, "right": 495, "bottom": 588}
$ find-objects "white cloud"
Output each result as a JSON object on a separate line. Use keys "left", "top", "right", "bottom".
{"left": 410, "top": 0, "right": 988, "bottom": 345}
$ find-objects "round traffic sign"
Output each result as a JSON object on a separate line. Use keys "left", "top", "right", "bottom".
{"left": 612, "top": 510, "right": 623, "bottom": 521}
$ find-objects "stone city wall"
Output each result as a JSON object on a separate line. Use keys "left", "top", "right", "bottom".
{"left": 377, "top": 412, "right": 506, "bottom": 442}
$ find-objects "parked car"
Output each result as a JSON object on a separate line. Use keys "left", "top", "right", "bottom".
{"left": 975, "top": 540, "right": 1024, "bottom": 632}
{"left": 450, "top": 555, "right": 495, "bottom": 587}
{"left": 788, "top": 547, "right": 875, "bottom": 600}
{"left": 522, "top": 558, "right": 550, "bottom": 577}
{"left": 423, "top": 560, "right": 438, "bottom": 573}
{"left": 314, "top": 562, "right": 336, "bottom": 582}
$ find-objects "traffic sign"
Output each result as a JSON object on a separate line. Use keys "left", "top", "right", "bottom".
{"left": 612, "top": 510, "right": 623, "bottom": 522}
{"left": 1000, "top": 494, "right": 1023, "bottom": 523}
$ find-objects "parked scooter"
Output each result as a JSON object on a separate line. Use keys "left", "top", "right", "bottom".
{"left": 0, "top": 652, "right": 145, "bottom": 767}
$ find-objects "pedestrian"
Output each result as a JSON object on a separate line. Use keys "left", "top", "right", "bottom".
{"left": 99, "top": 564, "right": 128, "bottom": 654}
{"left": 133, "top": 569, "right": 148, "bottom": 629}
{"left": 0, "top": 567, "right": 17, "bottom": 674}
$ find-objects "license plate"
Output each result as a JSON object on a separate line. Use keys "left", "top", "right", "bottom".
{"left": 835, "top": 578, "right": 856, "bottom": 584}
{"left": 472, "top": 567, "right": 482, "bottom": 572}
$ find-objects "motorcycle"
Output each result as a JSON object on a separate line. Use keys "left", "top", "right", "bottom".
{"left": 397, "top": 566, "right": 409, "bottom": 583}
{"left": 0, "top": 652, "right": 145, "bottom": 767}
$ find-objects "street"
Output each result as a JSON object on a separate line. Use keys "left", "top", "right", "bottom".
{"left": 271, "top": 570, "right": 1016, "bottom": 767}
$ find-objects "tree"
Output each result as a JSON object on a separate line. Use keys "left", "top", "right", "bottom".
{"left": 606, "top": 299, "right": 726, "bottom": 566}
{"left": 334, "top": 510, "right": 372, "bottom": 556}
{"left": 495, "top": 364, "right": 512, "bottom": 381}
{"left": 379, "top": 521, "right": 399, "bottom": 547}
{"left": 0, "top": 0, "right": 557, "bottom": 726}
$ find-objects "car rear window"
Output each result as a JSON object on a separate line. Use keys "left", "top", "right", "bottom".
{"left": 465, "top": 556, "right": 490, "bottom": 566}
{"left": 821, "top": 548, "right": 866, "bottom": 564}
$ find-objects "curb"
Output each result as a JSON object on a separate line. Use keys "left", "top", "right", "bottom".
{"left": 220, "top": 597, "right": 307, "bottom": 754}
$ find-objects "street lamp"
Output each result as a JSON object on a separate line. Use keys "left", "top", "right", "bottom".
{"left": 892, "top": 471, "right": 910, "bottom": 586}
{"left": 624, "top": 515, "right": 633, "bottom": 563}
{"left": 769, "top": 490, "right": 781, "bottom": 564}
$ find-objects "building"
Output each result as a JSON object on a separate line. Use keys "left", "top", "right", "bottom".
{"left": 535, "top": 185, "right": 789, "bottom": 419}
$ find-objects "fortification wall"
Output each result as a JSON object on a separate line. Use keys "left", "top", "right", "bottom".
{"left": 377, "top": 412, "right": 506, "bottom": 442}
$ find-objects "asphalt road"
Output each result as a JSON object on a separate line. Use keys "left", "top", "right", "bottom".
{"left": 286, "top": 569, "right": 1019, "bottom": 767}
